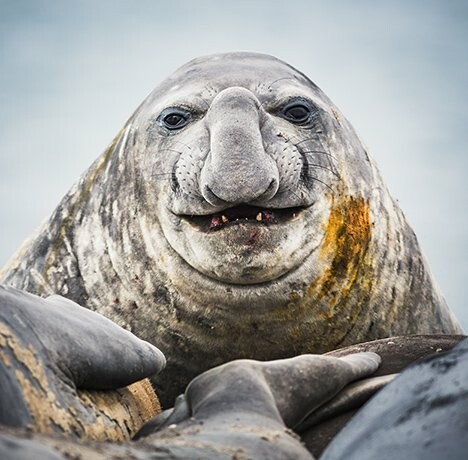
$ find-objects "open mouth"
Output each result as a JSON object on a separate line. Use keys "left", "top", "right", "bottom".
{"left": 182, "top": 205, "right": 305, "bottom": 232}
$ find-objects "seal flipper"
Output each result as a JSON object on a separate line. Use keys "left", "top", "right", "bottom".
{"left": 44, "top": 293, "right": 166, "bottom": 389}
{"left": 0, "top": 285, "right": 163, "bottom": 440}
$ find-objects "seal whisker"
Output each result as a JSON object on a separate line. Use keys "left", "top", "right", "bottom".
{"left": 295, "top": 140, "right": 338, "bottom": 184}
{"left": 159, "top": 148, "right": 185, "bottom": 155}
{"left": 301, "top": 150, "right": 338, "bottom": 162}
{"left": 282, "top": 134, "right": 321, "bottom": 146}
{"left": 294, "top": 136, "right": 321, "bottom": 145}
{"left": 275, "top": 187, "right": 303, "bottom": 202}
{"left": 302, "top": 175, "right": 334, "bottom": 193}
{"left": 152, "top": 172, "right": 176, "bottom": 177}
{"left": 197, "top": 93, "right": 211, "bottom": 111}
{"left": 307, "top": 164, "right": 341, "bottom": 179}
{"left": 266, "top": 76, "right": 297, "bottom": 91}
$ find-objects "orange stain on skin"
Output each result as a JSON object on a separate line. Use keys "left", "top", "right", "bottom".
{"left": 308, "top": 195, "right": 372, "bottom": 319}
{"left": 273, "top": 195, "right": 374, "bottom": 353}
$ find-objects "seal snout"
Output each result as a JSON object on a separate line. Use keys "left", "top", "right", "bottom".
{"left": 199, "top": 86, "right": 279, "bottom": 207}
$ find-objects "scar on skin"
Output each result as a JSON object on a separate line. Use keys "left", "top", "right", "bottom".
{"left": 330, "top": 108, "right": 342, "bottom": 126}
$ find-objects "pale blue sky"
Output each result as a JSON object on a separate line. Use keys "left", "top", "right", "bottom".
{"left": 0, "top": 0, "right": 467, "bottom": 328}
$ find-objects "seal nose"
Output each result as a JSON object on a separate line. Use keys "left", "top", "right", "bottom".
{"left": 200, "top": 87, "right": 279, "bottom": 206}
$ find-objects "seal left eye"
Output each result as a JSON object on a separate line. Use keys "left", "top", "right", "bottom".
{"left": 160, "top": 109, "right": 191, "bottom": 130}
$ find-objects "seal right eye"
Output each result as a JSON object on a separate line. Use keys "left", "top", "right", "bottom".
{"left": 282, "top": 102, "right": 313, "bottom": 125}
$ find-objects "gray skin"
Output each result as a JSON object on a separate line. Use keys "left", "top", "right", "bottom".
{"left": 0, "top": 52, "right": 462, "bottom": 405}
{"left": 1, "top": 286, "right": 465, "bottom": 458}
{"left": 0, "top": 352, "right": 380, "bottom": 460}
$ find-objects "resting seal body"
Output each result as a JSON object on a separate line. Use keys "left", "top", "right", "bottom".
{"left": 0, "top": 52, "right": 462, "bottom": 404}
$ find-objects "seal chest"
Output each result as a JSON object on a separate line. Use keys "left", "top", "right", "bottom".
{"left": 1, "top": 52, "right": 462, "bottom": 405}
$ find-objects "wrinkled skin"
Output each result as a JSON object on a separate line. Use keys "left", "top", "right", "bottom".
{"left": 0, "top": 285, "right": 381, "bottom": 459}
{"left": 0, "top": 52, "right": 462, "bottom": 404}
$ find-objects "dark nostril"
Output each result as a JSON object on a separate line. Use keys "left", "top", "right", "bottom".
{"left": 202, "top": 185, "right": 228, "bottom": 206}
{"left": 266, "top": 178, "right": 278, "bottom": 195}
{"left": 257, "top": 178, "right": 279, "bottom": 201}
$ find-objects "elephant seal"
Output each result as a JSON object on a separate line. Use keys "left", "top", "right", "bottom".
{"left": 0, "top": 52, "right": 462, "bottom": 404}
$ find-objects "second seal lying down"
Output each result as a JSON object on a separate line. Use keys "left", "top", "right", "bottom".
{"left": 0, "top": 52, "right": 462, "bottom": 404}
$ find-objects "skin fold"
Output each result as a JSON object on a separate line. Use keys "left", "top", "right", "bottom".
{"left": 321, "top": 338, "right": 468, "bottom": 460}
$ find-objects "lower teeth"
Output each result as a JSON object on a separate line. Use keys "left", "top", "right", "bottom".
{"left": 208, "top": 209, "right": 282, "bottom": 229}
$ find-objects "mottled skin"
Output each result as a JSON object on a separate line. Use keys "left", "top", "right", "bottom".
{"left": 0, "top": 52, "right": 462, "bottom": 404}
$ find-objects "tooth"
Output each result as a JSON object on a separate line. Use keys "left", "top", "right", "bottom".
{"left": 256, "top": 212, "right": 262, "bottom": 221}
{"left": 292, "top": 213, "right": 297, "bottom": 218}
{"left": 210, "top": 216, "right": 221, "bottom": 229}
{"left": 221, "top": 215, "right": 228, "bottom": 223}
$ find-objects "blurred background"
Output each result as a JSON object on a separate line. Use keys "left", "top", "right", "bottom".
{"left": 0, "top": 0, "right": 466, "bottom": 328}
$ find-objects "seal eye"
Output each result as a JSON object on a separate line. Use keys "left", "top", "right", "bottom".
{"left": 160, "top": 108, "right": 191, "bottom": 130}
{"left": 282, "top": 102, "right": 312, "bottom": 124}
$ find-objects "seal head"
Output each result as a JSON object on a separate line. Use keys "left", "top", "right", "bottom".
{"left": 1, "top": 52, "right": 462, "bottom": 404}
